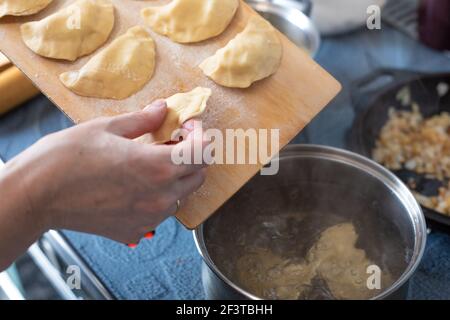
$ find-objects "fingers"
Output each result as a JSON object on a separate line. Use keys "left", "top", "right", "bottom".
{"left": 182, "top": 119, "right": 195, "bottom": 132}
{"left": 173, "top": 169, "right": 207, "bottom": 201}
{"left": 172, "top": 120, "right": 210, "bottom": 160}
{"left": 162, "top": 119, "right": 196, "bottom": 144}
{"left": 173, "top": 129, "right": 211, "bottom": 171}
{"left": 110, "top": 170, "right": 206, "bottom": 246}
{"left": 144, "top": 170, "right": 205, "bottom": 219}
{"left": 154, "top": 139, "right": 209, "bottom": 179}
{"left": 106, "top": 100, "right": 167, "bottom": 139}
{"left": 165, "top": 199, "right": 184, "bottom": 217}
{"left": 139, "top": 122, "right": 210, "bottom": 178}
{"left": 125, "top": 116, "right": 209, "bottom": 190}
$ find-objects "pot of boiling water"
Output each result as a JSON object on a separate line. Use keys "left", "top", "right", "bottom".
{"left": 194, "top": 145, "right": 426, "bottom": 300}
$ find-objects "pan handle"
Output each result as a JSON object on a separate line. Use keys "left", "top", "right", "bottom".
{"left": 351, "top": 68, "right": 424, "bottom": 111}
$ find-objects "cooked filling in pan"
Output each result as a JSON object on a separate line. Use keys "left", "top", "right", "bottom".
{"left": 373, "top": 101, "right": 450, "bottom": 216}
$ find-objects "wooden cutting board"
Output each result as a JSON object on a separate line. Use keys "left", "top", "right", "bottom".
{"left": 0, "top": 53, "right": 10, "bottom": 72}
{"left": 0, "top": 0, "right": 341, "bottom": 229}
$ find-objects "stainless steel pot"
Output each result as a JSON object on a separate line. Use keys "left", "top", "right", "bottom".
{"left": 194, "top": 145, "right": 427, "bottom": 300}
{"left": 246, "top": 0, "right": 320, "bottom": 57}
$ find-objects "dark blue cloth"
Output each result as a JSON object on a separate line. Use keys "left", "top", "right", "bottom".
{"left": 1, "top": 25, "right": 450, "bottom": 299}
{"left": 409, "top": 232, "right": 450, "bottom": 299}
{"left": 64, "top": 220, "right": 204, "bottom": 300}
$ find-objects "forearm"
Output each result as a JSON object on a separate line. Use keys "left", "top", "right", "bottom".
{"left": 0, "top": 160, "right": 48, "bottom": 271}
{"left": 0, "top": 103, "right": 207, "bottom": 265}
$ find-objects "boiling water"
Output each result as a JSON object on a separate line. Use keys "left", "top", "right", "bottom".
{"left": 234, "top": 223, "right": 394, "bottom": 300}
{"left": 205, "top": 181, "right": 409, "bottom": 300}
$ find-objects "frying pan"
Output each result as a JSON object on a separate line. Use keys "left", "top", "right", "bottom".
{"left": 347, "top": 68, "right": 450, "bottom": 230}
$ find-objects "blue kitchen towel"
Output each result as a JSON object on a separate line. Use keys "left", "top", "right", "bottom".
{"left": 63, "top": 218, "right": 205, "bottom": 300}
{"left": 409, "top": 231, "right": 450, "bottom": 300}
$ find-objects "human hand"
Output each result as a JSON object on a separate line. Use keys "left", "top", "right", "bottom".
{"left": 7, "top": 100, "right": 207, "bottom": 245}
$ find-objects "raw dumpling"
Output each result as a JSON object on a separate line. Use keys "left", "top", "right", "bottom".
{"left": 0, "top": 0, "right": 53, "bottom": 18}
{"left": 199, "top": 16, "right": 283, "bottom": 88}
{"left": 60, "top": 26, "right": 156, "bottom": 100}
{"left": 151, "top": 87, "right": 212, "bottom": 144}
{"left": 141, "top": 0, "right": 239, "bottom": 43}
{"left": 20, "top": 0, "right": 114, "bottom": 61}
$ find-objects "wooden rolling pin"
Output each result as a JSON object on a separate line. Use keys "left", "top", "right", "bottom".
{"left": 0, "top": 65, "right": 40, "bottom": 116}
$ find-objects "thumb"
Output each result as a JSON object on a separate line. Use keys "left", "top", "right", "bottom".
{"left": 107, "top": 100, "right": 167, "bottom": 139}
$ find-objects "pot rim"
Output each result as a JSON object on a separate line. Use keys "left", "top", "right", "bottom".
{"left": 246, "top": 0, "right": 320, "bottom": 57}
{"left": 193, "top": 144, "right": 427, "bottom": 300}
